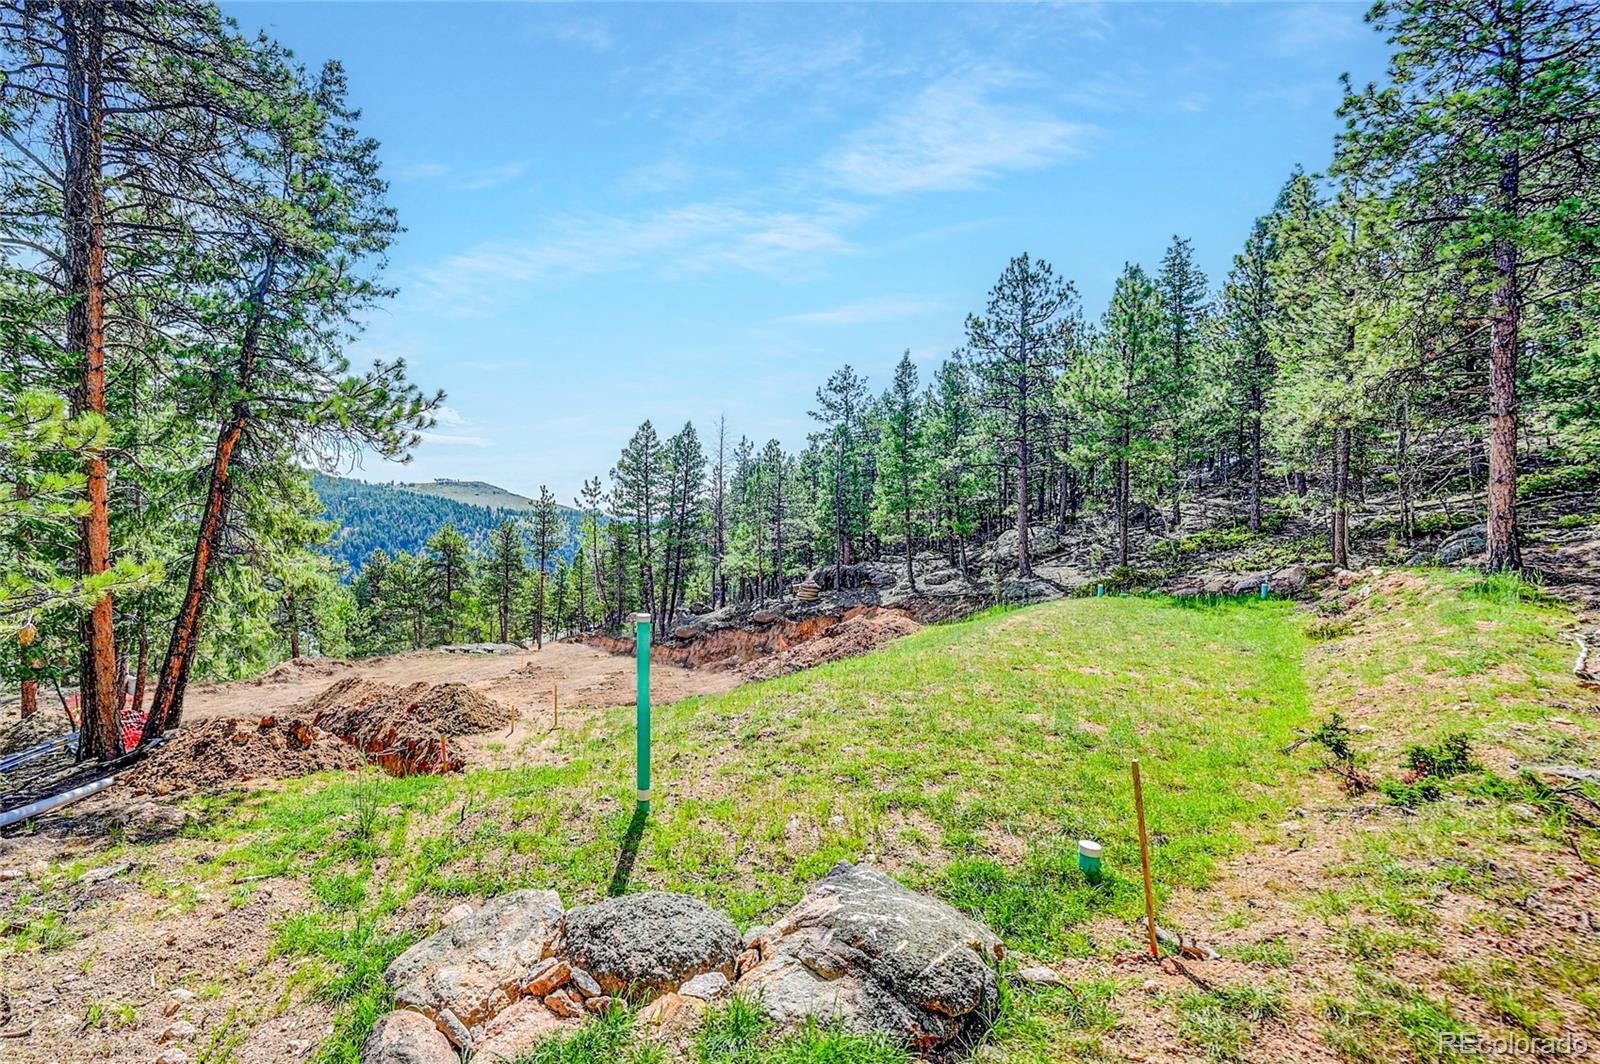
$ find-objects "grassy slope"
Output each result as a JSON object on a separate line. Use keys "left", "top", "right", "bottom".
{"left": 8, "top": 572, "right": 1596, "bottom": 1063}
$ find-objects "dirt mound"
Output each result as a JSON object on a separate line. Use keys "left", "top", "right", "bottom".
{"left": 252, "top": 656, "right": 351, "bottom": 686}
{"left": 123, "top": 716, "right": 361, "bottom": 797}
{"left": 0, "top": 711, "right": 73, "bottom": 757}
{"left": 304, "top": 678, "right": 516, "bottom": 774}
{"left": 742, "top": 608, "right": 920, "bottom": 681}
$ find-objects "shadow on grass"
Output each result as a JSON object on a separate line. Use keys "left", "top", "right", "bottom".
{"left": 607, "top": 803, "right": 648, "bottom": 896}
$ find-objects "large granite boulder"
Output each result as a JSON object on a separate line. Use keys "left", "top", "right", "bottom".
{"left": 737, "top": 862, "right": 1003, "bottom": 1053}
{"left": 1438, "top": 523, "right": 1487, "bottom": 564}
{"left": 986, "top": 524, "right": 1062, "bottom": 565}
{"left": 383, "top": 889, "right": 564, "bottom": 1036}
{"left": 558, "top": 891, "right": 742, "bottom": 1000}
{"left": 1000, "top": 577, "right": 1062, "bottom": 604}
{"left": 360, "top": 1010, "right": 457, "bottom": 1064}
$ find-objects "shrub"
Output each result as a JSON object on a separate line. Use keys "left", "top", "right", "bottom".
{"left": 1310, "top": 712, "right": 1357, "bottom": 765}
{"left": 1404, "top": 734, "right": 1475, "bottom": 780}
{"left": 1306, "top": 617, "right": 1353, "bottom": 641}
{"left": 1413, "top": 512, "right": 1479, "bottom": 536}
{"left": 1382, "top": 777, "right": 1443, "bottom": 808}
{"left": 1518, "top": 464, "right": 1599, "bottom": 497}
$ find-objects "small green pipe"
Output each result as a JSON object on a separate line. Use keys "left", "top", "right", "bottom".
{"left": 1096, "top": 584, "right": 1105, "bottom": 598}
{"left": 1260, "top": 581, "right": 1270, "bottom": 600}
{"left": 632, "top": 612, "right": 652, "bottom": 810}
{"left": 1078, "top": 839, "right": 1103, "bottom": 883}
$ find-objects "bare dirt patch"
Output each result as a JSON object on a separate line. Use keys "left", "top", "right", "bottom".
{"left": 740, "top": 608, "right": 920, "bottom": 681}
{"left": 179, "top": 640, "right": 737, "bottom": 730}
{"left": 0, "top": 713, "right": 71, "bottom": 758}
{"left": 305, "top": 678, "right": 516, "bottom": 773}
{"left": 122, "top": 716, "right": 362, "bottom": 798}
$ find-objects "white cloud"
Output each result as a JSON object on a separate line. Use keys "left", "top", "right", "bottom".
{"left": 780, "top": 295, "right": 941, "bottom": 327}
{"left": 823, "top": 72, "right": 1092, "bottom": 195}
{"left": 419, "top": 432, "right": 494, "bottom": 448}
{"left": 391, "top": 160, "right": 529, "bottom": 191}
{"left": 456, "top": 162, "right": 530, "bottom": 191}
{"left": 395, "top": 161, "right": 450, "bottom": 181}
{"left": 413, "top": 199, "right": 868, "bottom": 311}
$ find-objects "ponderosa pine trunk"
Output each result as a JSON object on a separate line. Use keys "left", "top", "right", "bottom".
{"left": 286, "top": 591, "right": 301, "bottom": 659}
{"left": 142, "top": 413, "right": 244, "bottom": 741}
{"left": 14, "top": 426, "right": 38, "bottom": 721}
{"left": 1397, "top": 403, "right": 1414, "bottom": 542}
{"left": 63, "top": 2, "right": 118, "bottom": 761}
{"left": 143, "top": 247, "right": 277, "bottom": 742}
{"left": 1118, "top": 447, "right": 1131, "bottom": 568}
{"left": 1485, "top": 155, "right": 1523, "bottom": 572}
{"left": 1332, "top": 427, "right": 1351, "bottom": 569}
{"left": 1248, "top": 383, "right": 1264, "bottom": 533}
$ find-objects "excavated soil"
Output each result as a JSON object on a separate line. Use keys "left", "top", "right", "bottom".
{"left": 304, "top": 678, "right": 517, "bottom": 774}
{"left": 121, "top": 716, "right": 361, "bottom": 797}
{"left": 305, "top": 678, "right": 516, "bottom": 736}
{"left": 0, "top": 712, "right": 71, "bottom": 757}
{"left": 579, "top": 606, "right": 922, "bottom": 678}
{"left": 740, "top": 608, "right": 921, "bottom": 680}
{"left": 250, "top": 654, "right": 357, "bottom": 686}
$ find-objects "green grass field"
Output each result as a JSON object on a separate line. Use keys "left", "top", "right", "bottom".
{"left": 14, "top": 571, "right": 1597, "bottom": 1063}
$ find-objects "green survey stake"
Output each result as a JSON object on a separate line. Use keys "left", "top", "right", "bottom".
{"left": 633, "top": 612, "right": 652, "bottom": 810}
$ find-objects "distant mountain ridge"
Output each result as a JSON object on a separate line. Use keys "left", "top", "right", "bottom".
{"left": 312, "top": 473, "right": 580, "bottom": 575}
{"left": 398, "top": 478, "right": 540, "bottom": 511}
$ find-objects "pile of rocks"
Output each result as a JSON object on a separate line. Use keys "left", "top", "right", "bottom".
{"left": 1165, "top": 563, "right": 1313, "bottom": 599}
{"left": 363, "top": 863, "right": 1004, "bottom": 1063}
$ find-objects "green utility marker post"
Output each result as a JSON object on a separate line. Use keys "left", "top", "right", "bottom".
{"left": 632, "top": 612, "right": 653, "bottom": 810}
{"left": 1097, "top": 584, "right": 1105, "bottom": 598}
{"left": 1260, "top": 581, "right": 1271, "bottom": 600}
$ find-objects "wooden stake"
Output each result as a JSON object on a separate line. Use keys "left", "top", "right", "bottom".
{"left": 553, "top": 682, "right": 559, "bottom": 729}
{"left": 1132, "top": 758, "right": 1160, "bottom": 958}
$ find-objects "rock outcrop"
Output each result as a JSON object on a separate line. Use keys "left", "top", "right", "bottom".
{"left": 385, "top": 889, "right": 564, "bottom": 1032}
{"left": 360, "top": 1010, "right": 456, "bottom": 1064}
{"left": 737, "top": 862, "right": 1004, "bottom": 1054}
{"left": 365, "top": 869, "right": 1008, "bottom": 1062}
{"left": 1405, "top": 522, "right": 1488, "bottom": 566}
{"left": 558, "top": 891, "right": 742, "bottom": 999}
{"left": 1165, "top": 563, "right": 1311, "bottom": 599}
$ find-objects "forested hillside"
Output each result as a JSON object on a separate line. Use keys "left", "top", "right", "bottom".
{"left": 2, "top": 0, "right": 1598, "bottom": 764}
{"left": 311, "top": 474, "right": 579, "bottom": 573}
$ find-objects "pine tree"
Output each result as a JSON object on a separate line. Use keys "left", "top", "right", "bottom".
{"left": 810, "top": 366, "right": 870, "bottom": 588}
{"left": 1267, "top": 173, "right": 1389, "bottom": 569}
{"left": 529, "top": 485, "right": 560, "bottom": 648}
{"left": 426, "top": 523, "right": 470, "bottom": 643}
{"left": 577, "top": 476, "right": 607, "bottom": 626}
{"left": 923, "top": 359, "right": 982, "bottom": 572}
{"left": 758, "top": 438, "right": 788, "bottom": 597}
{"left": 143, "top": 61, "right": 436, "bottom": 739}
{"left": 1155, "top": 236, "right": 1210, "bottom": 528}
{"left": 659, "top": 423, "right": 705, "bottom": 625}
{"left": 482, "top": 519, "right": 526, "bottom": 643}
{"left": 871, "top": 352, "right": 925, "bottom": 590}
{"left": 1209, "top": 208, "right": 1285, "bottom": 532}
{"left": 1070, "top": 263, "right": 1166, "bottom": 567}
{"left": 708, "top": 416, "right": 729, "bottom": 607}
{"left": 965, "top": 255, "right": 1082, "bottom": 577}
{"left": 1337, "top": 0, "right": 1600, "bottom": 570}
{"left": 613, "top": 421, "right": 663, "bottom": 626}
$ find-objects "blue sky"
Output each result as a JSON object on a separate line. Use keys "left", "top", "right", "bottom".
{"left": 226, "top": 2, "right": 1390, "bottom": 504}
